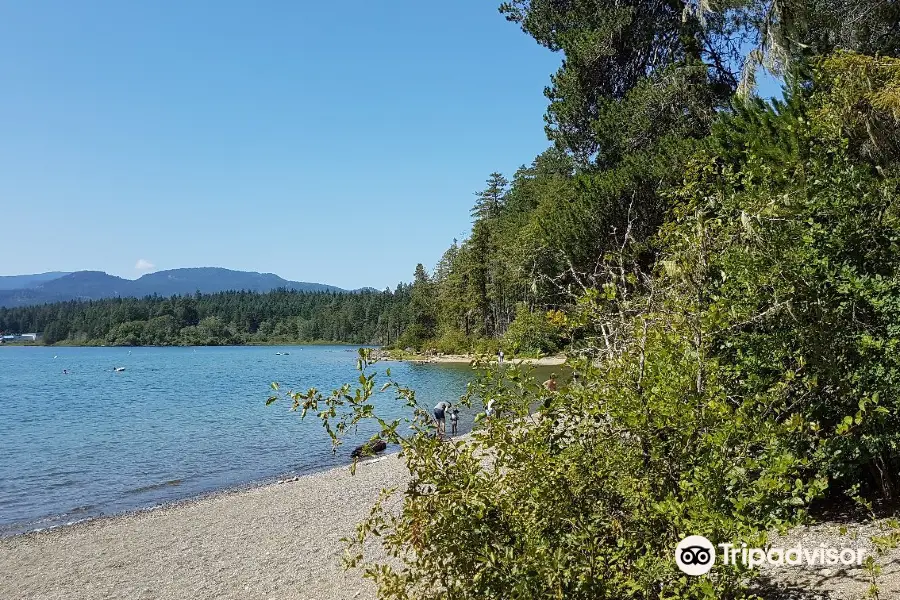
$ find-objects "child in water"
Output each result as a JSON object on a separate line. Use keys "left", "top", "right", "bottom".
{"left": 449, "top": 408, "right": 460, "bottom": 435}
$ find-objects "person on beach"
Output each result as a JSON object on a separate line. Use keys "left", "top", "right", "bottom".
{"left": 434, "top": 401, "right": 451, "bottom": 436}
{"left": 449, "top": 408, "right": 460, "bottom": 435}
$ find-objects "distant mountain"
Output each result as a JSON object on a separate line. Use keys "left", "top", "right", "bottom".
{"left": 0, "top": 272, "right": 71, "bottom": 291}
{"left": 128, "top": 268, "right": 343, "bottom": 296}
{"left": 0, "top": 268, "right": 345, "bottom": 308}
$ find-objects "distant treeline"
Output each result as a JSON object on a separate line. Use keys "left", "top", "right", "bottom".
{"left": 0, "top": 288, "right": 414, "bottom": 346}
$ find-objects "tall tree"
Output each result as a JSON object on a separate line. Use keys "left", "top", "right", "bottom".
{"left": 408, "top": 263, "right": 437, "bottom": 342}
{"left": 470, "top": 172, "right": 509, "bottom": 221}
{"left": 499, "top": 0, "right": 743, "bottom": 161}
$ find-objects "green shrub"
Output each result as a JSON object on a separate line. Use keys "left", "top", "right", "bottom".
{"left": 502, "top": 303, "right": 561, "bottom": 356}
{"left": 274, "top": 315, "right": 820, "bottom": 599}
{"left": 472, "top": 336, "right": 500, "bottom": 356}
{"left": 664, "top": 54, "right": 900, "bottom": 500}
{"left": 396, "top": 324, "right": 430, "bottom": 351}
{"left": 433, "top": 328, "right": 470, "bottom": 354}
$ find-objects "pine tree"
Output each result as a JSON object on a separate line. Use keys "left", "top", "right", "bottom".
{"left": 470, "top": 173, "right": 508, "bottom": 221}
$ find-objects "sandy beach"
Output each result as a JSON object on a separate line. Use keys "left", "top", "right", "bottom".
{"left": 398, "top": 353, "right": 566, "bottom": 366}
{"left": 0, "top": 455, "right": 408, "bottom": 600}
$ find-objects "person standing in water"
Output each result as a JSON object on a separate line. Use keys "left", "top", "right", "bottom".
{"left": 449, "top": 408, "right": 460, "bottom": 435}
{"left": 543, "top": 373, "right": 558, "bottom": 393}
{"left": 433, "top": 401, "right": 451, "bottom": 437}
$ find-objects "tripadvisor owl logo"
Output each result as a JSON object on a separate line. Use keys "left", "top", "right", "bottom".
{"left": 675, "top": 535, "right": 716, "bottom": 576}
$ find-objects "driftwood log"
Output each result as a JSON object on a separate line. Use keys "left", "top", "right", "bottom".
{"left": 351, "top": 439, "right": 387, "bottom": 459}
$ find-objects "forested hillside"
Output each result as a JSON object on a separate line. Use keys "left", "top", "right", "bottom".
{"left": 0, "top": 289, "right": 411, "bottom": 346}
{"left": 269, "top": 1, "right": 900, "bottom": 599}
{"left": 0, "top": 267, "right": 345, "bottom": 309}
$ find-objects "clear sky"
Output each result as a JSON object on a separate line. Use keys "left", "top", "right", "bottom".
{"left": 1, "top": 2, "right": 784, "bottom": 290}
{"left": 0, "top": 1, "right": 562, "bottom": 289}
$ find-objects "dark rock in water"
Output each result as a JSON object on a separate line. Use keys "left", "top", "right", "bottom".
{"left": 351, "top": 439, "right": 387, "bottom": 459}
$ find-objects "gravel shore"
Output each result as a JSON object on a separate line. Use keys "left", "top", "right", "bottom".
{"left": 0, "top": 455, "right": 408, "bottom": 600}
{"left": 757, "top": 519, "right": 900, "bottom": 599}
{"left": 4, "top": 445, "right": 896, "bottom": 600}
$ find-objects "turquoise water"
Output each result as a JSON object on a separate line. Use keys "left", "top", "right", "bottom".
{"left": 0, "top": 345, "right": 476, "bottom": 536}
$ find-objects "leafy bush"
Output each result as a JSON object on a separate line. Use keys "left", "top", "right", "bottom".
{"left": 501, "top": 303, "right": 561, "bottom": 356}
{"left": 665, "top": 54, "right": 900, "bottom": 499}
{"left": 472, "top": 336, "right": 500, "bottom": 356}
{"left": 432, "top": 328, "right": 470, "bottom": 354}
{"left": 396, "top": 324, "right": 430, "bottom": 352}
{"left": 275, "top": 309, "right": 820, "bottom": 599}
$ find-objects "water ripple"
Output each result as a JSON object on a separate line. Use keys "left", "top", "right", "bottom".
{"left": 0, "top": 345, "right": 482, "bottom": 536}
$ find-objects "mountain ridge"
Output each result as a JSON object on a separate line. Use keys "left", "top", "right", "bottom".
{"left": 0, "top": 268, "right": 347, "bottom": 308}
{"left": 0, "top": 272, "right": 73, "bottom": 291}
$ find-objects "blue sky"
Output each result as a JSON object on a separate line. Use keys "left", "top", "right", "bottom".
{"left": 0, "top": 2, "right": 783, "bottom": 289}
{"left": 0, "top": 1, "right": 562, "bottom": 289}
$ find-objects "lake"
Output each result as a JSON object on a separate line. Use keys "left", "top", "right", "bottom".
{"left": 0, "top": 345, "right": 479, "bottom": 536}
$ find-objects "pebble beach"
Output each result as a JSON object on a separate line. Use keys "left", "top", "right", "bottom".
{"left": 0, "top": 455, "right": 408, "bottom": 600}
{"left": 4, "top": 437, "right": 899, "bottom": 600}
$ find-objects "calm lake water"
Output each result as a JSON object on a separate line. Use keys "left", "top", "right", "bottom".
{"left": 0, "top": 345, "right": 478, "bottom": 536}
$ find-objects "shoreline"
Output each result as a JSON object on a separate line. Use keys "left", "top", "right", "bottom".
{"left": 0, "top": 459, "right": 340, "bottom": 540}
{"left": 0, "top": 453, "right": 407, "bottom": 600}
{"left": 1, "top": 341, "right": 371, "bottom": 348}
{"left": 1, "top": 455, "right": 394, "bottom": 541}
{"left": 384, "top": 353, "right": 567, "bottom": 366}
